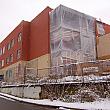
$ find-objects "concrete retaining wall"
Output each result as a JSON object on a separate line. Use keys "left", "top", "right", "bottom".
{"left": 0, "top": 86, "right": 41, "bottom": 99}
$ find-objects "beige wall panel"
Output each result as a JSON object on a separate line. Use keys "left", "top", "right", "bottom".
{"left": 0, "top": 61, "right": 27, "bottom": 83}
{"left": 97, "top": 33, "right": 110, "bottom": 59}
{"left": 0, "top": 54, "right": 50, "bottom": 83}
{"left": 27, "top": 54, "right": 50, "bottom": 69}
{"left": 38, "top": 69, "right": 50, "bottom": 78}
{"left": 38, "top": 54, "right": 50, "bottom": 69}
{"left": 27, "top": 58, "right": 38, "bottom": 69}
{"left": 26, "top": 54, "right": 50, "bottom": 78}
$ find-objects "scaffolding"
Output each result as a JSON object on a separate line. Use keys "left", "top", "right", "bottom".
{"left": 50, "top": 5, "right": 96, "bottom": 74}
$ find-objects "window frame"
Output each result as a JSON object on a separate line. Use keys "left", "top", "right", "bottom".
{"left": 7, "top": 43, "right": 11, "bottom": 50}
{"left": 6, "top": 57, "right": 10, "bottom": 64}
{"left": 0, "top": 48, "right": 2, "bottom": 56}
{"left": 17, "top": 49, "right": 21, "bottom": 59}
{"left": 10, "top": 39, "right": 15, "bottom": 48}
{"left": 10, "top": 54, "right": 14, "bottom": 63}
{"left": 2, "top": 46, "right": 5, "bottom": 54}
{"left": 17, "top": 32, "right": 22, "bottom": 42}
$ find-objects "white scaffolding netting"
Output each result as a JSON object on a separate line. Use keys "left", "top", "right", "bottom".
{"left": 96, "top": 22, "right": 105, "bottom": 36}
{"left": 50, "top": 5, "right": 96, "bottom": 71}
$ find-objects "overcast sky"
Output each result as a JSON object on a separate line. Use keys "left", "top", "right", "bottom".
{"left": 0, "top": 0, "right": 110, "bottom": 42}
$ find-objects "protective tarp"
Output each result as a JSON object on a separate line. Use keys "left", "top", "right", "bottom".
{"left": 62, "top": 28, "right": 81, "bottom": 51}
{"left": 50, "top": 5, "right": 96, "bottom": 71}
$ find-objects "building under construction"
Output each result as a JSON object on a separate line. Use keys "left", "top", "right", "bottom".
{"left": 0, "top": 5, "right": 110, "bottom": 84}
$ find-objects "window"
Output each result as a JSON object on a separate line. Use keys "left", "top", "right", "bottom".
{"left": 17, "top": 49, "right": 21, "bottom": 59}
{"left": 6, "top": 54, "right": 14, "bottom": 64}
{"left": 10, "top": 39, "right": 14, "bottom": 48}
{"left": 0, "top": 60, "right": 4, "bottom": 68}
{"left": 0, "top": 75, "right": 4, "bottom": 81}
{"left": 0, "top": 48, "right": 2, "bottom": 56}
{"left": 7, "top": 43, "right": 11, "bottom": 50}
{"left": 0, "top": 61, "right": 2, "bottom": 68}
{"left": 2, "top": 60, "right": 4, "bottom": 67}
{"left": 10, "top": 54, "right": 13, "bottom": 62}
{"left": 6, "top": 70, "right": 12, "bottom": 78}
{"left": 6, "top": 57, "right": 10, "bottom": 64}
{"left": 7, "top": 39, "right": 14, "bottom": 51}
{"left": 18, "top": 32, "right": 22, "bottom": 42}
{"left": 97, "top": 22, "right": 105, "bottom": 36}
{"left": 2, "top": 46, "right": 5, "bottom": 54}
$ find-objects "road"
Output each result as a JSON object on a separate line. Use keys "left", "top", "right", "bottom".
{"left": 0, "top": 95, "right": 84, "bottom": 110}
{"left": 0, "top": 96, "right": 57, "bottom": 110}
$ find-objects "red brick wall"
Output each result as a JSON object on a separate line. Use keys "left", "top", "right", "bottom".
{"left": 29, "top": 7, "right": 52, "bottom": 60}
{"left": 104, "top": 23, "right": 110, "bottom": 34}
{"left": 0, "top": 21, "right": 30, "bottom": 68}
{"left": 0, "top": 7, "right": 52, "bottom": 69}
{"left": 22, "top": 21, "right": 30, "bottom": 61}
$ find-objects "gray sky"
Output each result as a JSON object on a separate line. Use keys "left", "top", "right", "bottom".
{"left": 0, "top": 0, "right": 110, "bottom": 42}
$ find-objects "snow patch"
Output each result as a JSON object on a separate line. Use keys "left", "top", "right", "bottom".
{"left": 0, "top": 95, "right": 15, "bottom": 102}
{"left": 0, "top": 92, "right": 110, "bottom": 110}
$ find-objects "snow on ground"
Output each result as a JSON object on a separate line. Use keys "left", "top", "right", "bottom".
{"left": 0, "top": 95, "right": 15, "bottom": 102}
{"left": 36, "top": 74, "right": 110, "bottom": 84}
{"left": 0, "top": 92, "right": 110, "bottom": 110}
{"left": 57, "top": 74, "right": 110, "bottom": 83}
{"left": 59, "top": 107, "right": 71, "bottom": 110}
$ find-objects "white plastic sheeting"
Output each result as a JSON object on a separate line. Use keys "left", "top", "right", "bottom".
{"left": 50, "top": 5, "right": 96, "bottom": 69}
{"left": 96, "top": 22, "right": 105, "bottom": 36}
